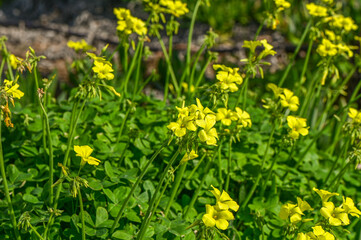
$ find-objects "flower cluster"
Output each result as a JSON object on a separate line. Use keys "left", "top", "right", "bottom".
{"left": 180, "top": 150, "right": 198, "bottom": 164}
{"left": 241, "top": 39, "right": 277, "bottom": 78}
{"left": 265, "top": 0, "right": 291, "bottom": 29}
{"left": 1, "top": 79, "right": 24, "bottom": 127}
{"left": 67, "top": 39, "right": 95, "bottom": 52}
{"left": 202, "top": 186, "right": 239, "bottom": 230}
{"left": 213, "top": 64, "right": 243, "bottom": 93}
{"left": 167, "top": 99, "right": 218, "bottom": 145}
{"left": 114, "top": 8, "right": 147, "bottom": 36}
{"left": 92, "top": 60, "right": 114, "bottom": 81}
{"left": 280, "top": 197, "right": 313, "bottom": 223}
{"left": 265, "top": 83, "right": 300, "bottom": 112}
{"left": 159, "top": 0, "right": 189, "bottom": 17}
{"left": 9, "top": 54, "right": 23, "bottom": 70}
{"left": 281, "top": 188, "right": 361, "bottom": 239}
{"left": 306, "top": 3, "right": 328, "bottom": 17}
{"left": 216, "top": 107, "right": 251, "bottom": 129}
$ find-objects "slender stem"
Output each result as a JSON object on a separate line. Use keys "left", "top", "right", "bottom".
{"left": 38, "top": 95, "right": 54, "bottom": 206}
{"left": 164, "top": 33, "right": 173, "bottom": 103}
{"left": 110, "top": 140, "right": 169, "bottom": 234}
{"left": 77, "top": 187, "right": 86, "bottom": 240}
{"left": 241, "top": 125, "right": 276, "bottom": 208}
{"left": 278, "top": 20, "right": 312, "bottom": 87}
{"left": 0, "top": 120, "right": 21, "bottom": 239}
{"left": 185, "top": 0, "right": 202, "bottom": 82}
{"left": 156, "top": 31, "right": 179, "bottom": 95}
{"left": 0, "top": 58, "right": 5, "bottom": 82}
{"left": 29, "top": 224, "right": 45, "bottom": 240}
{"left": 164, "top": 162, "right": 187, "bottom": 216}
{"left": 191, "top": 54, "right": 213, "bottom": 99}
{"left": 123, "top": 41, "right": 129, "bottom": 73}
{"left": 297, "top": 39, "right": 314, "bottom": 92}
{"left": 184, "top": 145, "right": 221, "bottom": 218}
{"left": 225, "top": 138, "right": 232, "bottom": 191}
{"left": 324, "top": 138, "right": 350, "bottom": 187}
{"left": 116, "top": 106, "right": 132, "bottom": 143}
{"left": 299, "top": 70, "right": 320, "bottom": 117}
{"left": 176, "top": 153, "right": 207, "bottom": 196}
{"left": 136, "top": 148, "right": 181, "bottom": 240}
{"left": 330, "top": 161, "right": 352, "bottom": 192}
{"left": 123, "top": 41, "right": 142, "bottom": 96}
{"left": 189, "top": 44, "right": 206, "bottom": 90}
{"left": 132, "top": 42, "right": 144, "bottom": 101}
{"left": 234, "top": 76, "right": 249, "bottom": 110}
{"left": 253, "top": 20, "right": 265, "bottom": 41}
{"left": 217, "top": 139, "right": 223, "bottom": 189}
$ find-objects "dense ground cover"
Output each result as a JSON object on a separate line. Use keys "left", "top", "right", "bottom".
{"left": 1, "top": 0, "right": 361, "bottom": 239}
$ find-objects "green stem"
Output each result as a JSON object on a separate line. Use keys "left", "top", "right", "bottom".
{"left": 297, "top": 39, "right": 313, "bottom": 91}
{"left": 324, "top": 138, "right": 350, "bottom": 187}
{"left": 217, "top": 139, "right": 223, "bottom": 189}
{"left": 123, "top": 41, "right": 142, "bottom": 96}
{"left": 330, "top": 161, "right": 352, "bottom": 192}
{"left": 241, "top": 125, "right": 276, "bottom": 208}
{"left": 253, "top": 20, "right": 265, "bottom": 41}
{"left": 132, "top": 42, "right": 144, "bottom": 101}
{"left": 164, "top": 33, "right": 173, "bottom": 103}
{"left": 189, "top": 44, "right": 206, "bottom": 89}
{"left": 77, "top": 187, "right": 86, "bottom": 240}
{"left": 38, "top": 95, "right": 54, "bottom": 206}
{"left": 0, "top": 120, "right": 21, "bottom": 239}
{"left": 123, "top": 41, "right": 129, "bottom": 73}
{"left": 234, "top": 76, "right": 249, "bottom": 110}
{"left": 191, "top": 54, "right": 213, "bottom": 99}
{"left": 225, "top": 138, "right": 232, "bottom": 192}
{"left": 185, "top": 0, "right": 202, "bottom": 81}
{"left": 299, "top": 69, "right": 320, "bottom": 117}
{"left": 176, "top": 153, "right": 207, "bottom": 196}
{"left": 29, "top": 224, "right": 45, "bottom": 240}
{"left": 110, "top": 140, "right": 169, "bottom": 234}
{"left": 0, "top": 58, "right": 5, "bottom": 82}
{"left": 156, "top": 31, "right": 179, "bottom": 96}
{"left": 116, "top": 106, "right": 132, "bottom": 144}
{"left": 184, "top": 145, "right": 221, "bottom": 218}
{"left": 278, "top": 20, "right": 312, "bottom": 87}
{"left": 136, "top": 148, "right": 180, "bottom": 240}
{"left": 164, "top": 162, "right": 187, "bottom": 217}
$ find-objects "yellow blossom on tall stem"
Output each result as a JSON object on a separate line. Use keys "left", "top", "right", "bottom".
{"left": 213, "top": 64, "right": 243, "bottom": 92}
{"left": 74, "top": 145, "right": 101, "bottom": 166}
{"left": 308, "top": 226, "right": 335, "bottom": 240}
{"left": 313, "top": 187, "right": 339, "bottom": 202}
{"left": 167, "top": 116, "right": 196, "bottom": 137}
{"left": 235, "top": 107, "right": 251, "bottom": 128}
{"left": 180, "top": 150, "right": 198, "bottom": 164}
{"left": 287, "top": 116, "right": 309, "bottom": 140}
{"left": 279, "top": 197, "right": 312, "bottom": 223}
{"left": 210, "top": 185, "right": 239, "bottom": 212}
{"left": 348, "top": 108, "right": 361, "bottom": 123}
{"left": 92, "top": 61, "right": 114, "bottom": 80}
{"left": 202, "top": 204, "right": 234, "bottom": 230}
{"left": 342, "top": 197, "right": 361, "bottom": 217}
{"left": 198, "top": 115, "right": 218, "bottom": 146}
{"left": 216, "top": 108, "right": 237, "bottom": 126}
{"left": 4, "top": 80, "right": 24, "bottom": 100}
{"left": 316, "top": 39, "right": 338, "bottom": 57}
{"left": 67, "top": 39, "right": 94, "bottom": 52}
{"left": 274, "top": 0, "right": 291, "bottom": 11}
{"left": 320, "top": 201, "right": 349, "bottom": 226}
{"left": 306, "top": 3, "right": 328, "bottom": 17}
{"left": 280, "top": 89, "right": 299, "bottom": 112}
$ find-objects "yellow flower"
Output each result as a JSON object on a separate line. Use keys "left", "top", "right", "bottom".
{"left": 131, "top": 17, "right": 148, "bottom": 36}
{"left": 259, "top": 39, "right": 277, "bottom": 58}
{"left": 243, "top": 40, "right": 262, "bottom": 53}
{"left": 280, "top": 89, "right": 299, "bottom": 112}
{"left": 297, "top": 233, "right": 311, "bottom": 240}
{"left": 274, "top": 0, "right": 291, "bottom": 11}
{"left": 210, "top": 185, "right": 239, "bottom": 212}
{"left": 320, "top": 201, "right": 349, "bottom": 226}
{"left": 342, "top": 197, "right": 361, "bottom": 217}
{"left": 9, "top": 54, "right": 22, "bottom": 70}
{"left": 67, "top": 39, "right": 94, "bottom": 52}
{"left": 316, "top": 39, "right": 338, "bottom": 57}
{"left": 308, "top": 226, "right": 335, "bottom": 240}
{"left": 180, "top": 150, "right": 198, "bottom": 164}
{"left": 114, "top": 8, "right": 131, "bottom": 20}
{"left": 216, "top": 108, "right": 237, "bottom": 126}
{"left": 279, "top": 197, "right": 312, "bottom": 223}
{"left": 235, "top": 107, "right": 252, "bottom": 128}
{"left": 329, "top": 15, "right": 358, "bottom": 32}
{"left": 202, "top": 204, "right": 234, "bottom": 230}
{"left": 321, "top": 0, "right": 333, "bottom": 4}
{"left": 74, "top": 145, "right": 101, "bottom": 166}
{"left": 176, "top": 106, "right": 189, "bottom": 119}
{"left": 190, "top": 98, "right": 215, "bottom": 127}
{"left": 287, "top": 116, "right": 309, "bottom": 140}
{"left": 337, "top": 44, "right": 354, "bottom": 58}
{"left": 160, "top": 0, "right": 189, "bottom": 17}
{"left": 213, "top": 64, "right": 243, "bottom": 92}
{"left": 167, "top": 116, "right": 196, "bottom": 137}
{"left": 92, "top": 61, "right": 114, "bottom": 80}
{"left": 267, "top": 83, "right": 283, "bottom": 97}
{"left": 4, "top": 79, "right": 24, "bottom": 100}
{"left": 348, "top": 108, "right": 361, "bottom": 123}
{"left": 198, "top": 115, "right": 218, "bottom": 146}
{"left": 306, "top": 3, "right": 328, "bottom": 17}
{"left": 313, "top": 187, "right": 339, "bottom": 202}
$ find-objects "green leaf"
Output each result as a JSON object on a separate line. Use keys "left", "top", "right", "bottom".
{"left": 103, "top": 188, "right": 117, "bottom": 203}
{"left": 19, "top": 144, "right": 39, "bottom": 157}
{"left": 23, "top": 193, "right": 39, "bottom": 203}
{"left": 112, "top": 230, "right": 133, "bottom": 239}
{"left": 104, "top": 161, "right": 116, "bottom": 179}
{"left": 96, "top": 207, "right": 108, "bottom": 228}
